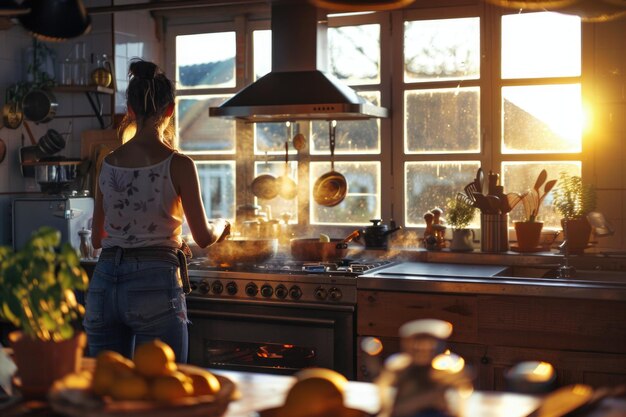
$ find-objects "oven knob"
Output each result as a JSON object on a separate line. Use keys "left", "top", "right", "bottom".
{"left": 289, "top": 285, "right": 302, "bottom": 300}
{"left": 314, "top": 287, "right": 328, "bottom": 300}
{"left": 275, "top": 284, "right": 288, "bottom": 299}
{"left": 260, "top": 284, "right": 273, "bottom": 298}
{"left": 211, "top": 280, "right": 223, "bottom": 294}
{"left": 245, "top": 282, "right": 258, "bottom": 297}
{"left": 198, "top": 280, "right": 210, "bottom": 295}
{"left": 329, "top": 287, "right": 342, "bottom": 301}
{"left": 226, "top": 281, "right": 238, "bottom": 295}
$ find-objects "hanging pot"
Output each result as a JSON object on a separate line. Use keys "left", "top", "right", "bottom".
{"left": 22, "top": 88, "right": 58, "bottom": 123}
{"left": 251, "top": 173, "right": 278, "bottom": 200}
{"left": 313, "top": 121, "right": 347, "bottom": 207}
{"left": 2, "top": 101, "right": 24, "bottom": 129}
{"left": 2, "top": 85, "right": 24, "bottom": 129}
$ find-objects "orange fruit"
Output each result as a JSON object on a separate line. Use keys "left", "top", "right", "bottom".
{"left": 92, "top": 350, "right": 136, "bottom": 395}
{"left": 283, "top": 377, "right": 345, "bottom": 415}
{"left": 109, "top": 373, "right": 150, "bottom": 401}
{"left": 150, "top": 371, "right": 194, "bottom": 402}
{"left": 92, "top": 366, "right": 116, "bottom": 396}
{"left": 182, "top": 368, "right": 221, "bottom": 396}
{"left": 134, "top": 339, "right": 177, "bottom": 377}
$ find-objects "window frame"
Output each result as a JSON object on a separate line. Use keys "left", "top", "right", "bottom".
{"left": 162, "top": 2, "right": 590, "bottom": 235}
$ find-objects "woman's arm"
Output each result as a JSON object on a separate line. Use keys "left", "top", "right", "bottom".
{"left": 91, "top": 187, "right": 106, "bottom": 249}
{"left": 171, "top": 153, "right": 230, "bottom": 248}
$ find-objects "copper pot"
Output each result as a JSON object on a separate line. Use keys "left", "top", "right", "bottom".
{"left": 313, "top": 122, "right": 347, "bottom": 207}
{"left": 290, "top": 238, "right": 349, "bottom": 262}
{"left": 251, "top": 173, "right": 278, "bottom": 200}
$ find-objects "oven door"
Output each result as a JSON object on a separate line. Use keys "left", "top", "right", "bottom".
{"left": 186, "top": 297, "right": 355, "bottom": 379}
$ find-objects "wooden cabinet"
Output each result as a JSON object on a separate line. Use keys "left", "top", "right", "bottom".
{"left": 356, "top": 290, "right": 626, "bottom": 390}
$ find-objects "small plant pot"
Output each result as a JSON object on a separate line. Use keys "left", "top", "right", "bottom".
{"left": 561, "top": 218, "right": 592, "bottom": 254}
{"left": 514, "top": 221, "right": 543, "bottom": 252}
{"left": 8, "top": 331, "right": 86, "bottom": 399}
{"left": 450, "top": 229, "right": 474, "bottom": 252}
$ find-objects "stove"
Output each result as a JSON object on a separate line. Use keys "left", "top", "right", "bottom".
{"left": 187, "top": 257, "right": 393, "bottom": 305}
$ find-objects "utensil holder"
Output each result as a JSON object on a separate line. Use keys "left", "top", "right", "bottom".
{"left": 481, "top": 213, "right": 509, "bottom": 252}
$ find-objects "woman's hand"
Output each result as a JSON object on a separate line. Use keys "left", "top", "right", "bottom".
{"left": 217, "top": 220, "right": 231, "bottom": 242}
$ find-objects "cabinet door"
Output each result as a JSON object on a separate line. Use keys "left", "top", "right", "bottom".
{"left": 476, "top": 345, "right": 626, "bottom": 391}
{"left": 357, "top": 290, "right": 478, "bottom": 343}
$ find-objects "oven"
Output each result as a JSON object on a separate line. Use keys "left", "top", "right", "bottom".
{"left": 186, "top": 259, "right": 392, "bottom": 379}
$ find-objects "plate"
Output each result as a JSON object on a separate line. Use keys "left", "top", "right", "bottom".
{"left": 48, "top": 365, "right": 238, "bottom": 417}
{"left": 510, "top": 245, "right": 544, "bottom": 253}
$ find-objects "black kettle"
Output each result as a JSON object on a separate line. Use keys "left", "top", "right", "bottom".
{"left": 359, "top": 219, "right": 401, "bottom": 250}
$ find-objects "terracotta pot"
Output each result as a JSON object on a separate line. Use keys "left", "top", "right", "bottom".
{"left": 8, "top": 331, "right": 86, "bottom": 399}
{"left": 514, "top": 221, "right": 543, "bottom": 251}
{"left": 561, "top": 218, "right": 592, "bottom": 254}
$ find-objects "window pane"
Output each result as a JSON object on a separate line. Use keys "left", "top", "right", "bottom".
{"left": 328, "top": 24, "right": 380, "bottom": 85}
{"left": 255, "top": 122, "right": 293, "bottom": 154}
{"left": 404, "top": 17, "right": 480, "bottom": 83}
{"left": 502, "top": 162, "right": 580, "bottom": 229}
{"left": 405, "top": 162, "right": 480, "bottom": 227}
{"left": 502, "top": 84, "right": 582, "bottom": 154}
{"left": 253, "top": 161, "right": 298, "bottom": 223}
{"left": 253, "top": 30, "right": 271, "bottom": 80}
{"left": 176, "top": 32, "right": 236, "bottom": 88}
{"left": 197, "top": 161, "right": 236, "bottom": 219}
{"left": 311, "top": 92, "right": 381, "bottom": 154}
{"left": 177, "top": 95, "right": 236, "bottom": 153}
{"left": 310, "top": 161, "right": 380, "bottom": 225}
{"left": 405, "top": 87, "right": 480, "bottom": 153}
{"left": 502, "top": 12, "right": 580, "bottom": 79}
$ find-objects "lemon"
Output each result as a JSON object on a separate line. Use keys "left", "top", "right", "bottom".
{"left": 134, "top": 339, "right": 177, "bottom": 377}
{"left": 109, "top": 373, "right": 150, "bottom": 401}
{"left": 181, "top": 367, "right": 221, "bottom": 396}
{"left": 319, "top": 233, "right": 331, "bottom": 243}
{"left": 150, "top": 371, "right": 194, "bottom": 402}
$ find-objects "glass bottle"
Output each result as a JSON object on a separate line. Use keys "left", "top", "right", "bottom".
{"left": 72, "top": 42, "right": 88, "bottom": 86}
{"left": 91, "top": 54, "right": 112, "bottom": 87}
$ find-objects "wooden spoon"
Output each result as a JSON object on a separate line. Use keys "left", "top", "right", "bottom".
{"left": 534, "top": 169, "right": 548, "bottom": 194}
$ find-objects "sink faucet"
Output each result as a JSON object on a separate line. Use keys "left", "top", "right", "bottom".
{"left": 558, "top": 220, "right": 576, "bottom": 278}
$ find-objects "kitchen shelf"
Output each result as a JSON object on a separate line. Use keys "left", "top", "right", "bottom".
{"left": 52, "top": 85, "right": 114, "bottom": 129}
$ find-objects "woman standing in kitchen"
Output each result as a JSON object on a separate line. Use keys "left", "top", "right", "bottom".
{"left": 85, "top": 58, "right": 230, "bottom": 363}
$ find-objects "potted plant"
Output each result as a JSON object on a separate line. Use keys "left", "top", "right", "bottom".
{"left": 552, "top": 173, "right": 597, "bottom": 254}
{"left": 445, "top": 197, "right": 476, "bottom": 251}
{"left": 0, "top": 226, "right": 88, "bottom": 399}
{"left": 514, "top": 170, "right": 557, "bottom": 252}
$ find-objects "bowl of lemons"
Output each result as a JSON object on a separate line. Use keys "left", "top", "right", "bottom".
{"left": 48, "top": 340, "right": 238, "bottom": 417}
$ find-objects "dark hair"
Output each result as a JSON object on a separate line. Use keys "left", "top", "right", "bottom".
{"left": 126, "top": 59, "right": 175, "bottom": 118}
{"left": 119, "top": 59, "right": 176, "bottom": 147}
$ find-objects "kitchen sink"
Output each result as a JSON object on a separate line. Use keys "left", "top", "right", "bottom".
{"left": 497, "top": 266, "right": 626, "bottom": 285}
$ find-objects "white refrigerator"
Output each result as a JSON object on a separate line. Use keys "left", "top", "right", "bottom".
{"left": 12, "top": 196, "right": 94, "bottom": 252}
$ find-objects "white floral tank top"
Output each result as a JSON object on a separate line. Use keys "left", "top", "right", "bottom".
{"left": 99, "top": 153, "right": 183, "bottom": 249}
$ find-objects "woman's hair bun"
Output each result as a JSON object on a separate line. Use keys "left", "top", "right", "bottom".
{"left": 129, "top": 59, "right": 158, "bottom": 80}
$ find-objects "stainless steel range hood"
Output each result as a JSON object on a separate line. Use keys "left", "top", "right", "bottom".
{"left": 209, "top": 2, "right": 388, "bottom": 122}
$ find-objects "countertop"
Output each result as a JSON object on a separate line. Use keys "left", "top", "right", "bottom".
{"left": 358, "top": 261, "right": 626, "bottom": 301}
{"left": 214, "top": 369, "right": 545, "bottom": 417}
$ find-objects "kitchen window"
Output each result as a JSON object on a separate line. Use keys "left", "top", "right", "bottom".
{"left": 166, "top": 4, "right": 583, "bottom": 232}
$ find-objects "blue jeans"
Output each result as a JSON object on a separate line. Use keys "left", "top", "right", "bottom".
{"left": 83, "top": 248, "right": 189, "bottom": 362}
